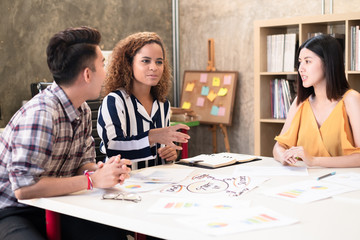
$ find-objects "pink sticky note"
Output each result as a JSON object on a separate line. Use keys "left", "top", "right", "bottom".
{"left": 200, "top": 73, "right": 208, "bottom": 83}
{"left": 224, "top": 75, "right": 232, "bottom": 85}
{"left": 196, "top": 97, "right": 205, "bottom": 107}
{"left": 218, "top": 107, "right": 226, "bottom": 116}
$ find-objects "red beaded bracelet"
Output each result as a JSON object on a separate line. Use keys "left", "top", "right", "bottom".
{"left": 84, "top": 170, "right": 94, "bottom": 190}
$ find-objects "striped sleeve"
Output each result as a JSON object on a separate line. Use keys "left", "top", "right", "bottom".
{"left": 97, "top": 91, "right": 153, "bottom": 161}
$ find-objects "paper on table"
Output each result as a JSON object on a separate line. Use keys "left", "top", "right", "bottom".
{"left": 262, "top": 180, "right": 356, "bottom": 204}
{"left": 333, "top": 191, "right": 360, "bottom": 203}
{"left": 322, "top": 172, "right": 360, "bottom": 189}
{"left": 129, "top": 168, "right": 194, "bottom": 184}
{"left": 113, "top": 181, "right": 170, "bottom": 193}
{"left": 158, "top": 173, "right": 269, "bottom": 198}
{"left": 176, "top": 206, "right": 298, "bottom": 235}
{"left": 234, "top": 166, "right": 308, "bottom": 176}
{"left": 148, "top": 197, "right": 251, "bottom": 215}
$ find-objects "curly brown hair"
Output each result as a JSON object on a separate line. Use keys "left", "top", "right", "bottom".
{"left": 104, "top": 32, "right": 172, "bottom": 102}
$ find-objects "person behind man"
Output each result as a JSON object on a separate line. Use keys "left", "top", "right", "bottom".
{"left": 0, "top": 26, "right": 131, "bottom": 239}
{"left": 97, "top": 32, "right": 190, "bottom": 170}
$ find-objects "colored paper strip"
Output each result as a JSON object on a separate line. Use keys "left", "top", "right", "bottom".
{"left": 218, "top": 88, "right": 228, "bottom": 96}
{"left": 200, "top": 73, "right": 208, "bottom": 83}
{"left": 224, "top": 75, "right": 232, "bottom": 85}
{"left": 218, "top": 107, "right": 226, "bottom": 116}
{"left": 185, "top": 82, "right": 195, "bottom": 92}
{"left": 182, "top": 101, "right": 191, "bottom": 109}
{"left": 207, "top": 90, "right": 217, "bottom": 102}
{"left": 212, "top": 77, "right": 221, "bottom": 86}
{"left": 196, "top": 97, "right": 205, "bottom": 107}
{"left": 201, "top": 86, "right": 210, "bottom": 96}
{"left": 211, "top": 106, "right": 219, "bottom": 115}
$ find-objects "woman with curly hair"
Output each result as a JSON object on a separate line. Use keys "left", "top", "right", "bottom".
{"left": 97, "top": 32, "right": 190, "bottom": 169}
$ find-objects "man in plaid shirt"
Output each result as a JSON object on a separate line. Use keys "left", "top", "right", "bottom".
{"left": 0, "top": 27, "right": 131, "bottom": 239}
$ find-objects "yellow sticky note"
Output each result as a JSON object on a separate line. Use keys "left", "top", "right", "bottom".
{"left": 218, "top": 88, "right": 228, "bottom": 96}
{"left": 182, "top": 101, "right": 191, "bottom": 109}
{"left": 185, "top": 82, "right": 195, "bottom": 92}
{"left": 212, "top": 77, "right": 220, "bottom": 87}
{"left": 207, "top": 90, "right": 217, "bottom": 102}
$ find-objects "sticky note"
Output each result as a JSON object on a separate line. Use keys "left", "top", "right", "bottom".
{"left": 196, "top": 97, "right": 205, "bottom": 107}
{"left": 201, "top": 86, "right": 210, "bottom": 96}
{"left": 185, "top": 82, "right": 195, "bottom": 92}
{"left": 182, "top": 101, "right": 191, "bottom": 109}
{"left": 212, "top": 77, "right": 221, "bottom": 86}
{"left": 211, "top": 106, "right": 219, "bottom": 116}
{"left": 200, "top": 73, "right": 208, "bottom": 83}
{"left": 218, "top": 107, "right": 226, "bottom": 116}
{"left": 224, "top": 75, "right": 232, "bottom": 85}
{"left": 218, "top": 88, "right": 228, "bottom": 96}
{"left": 207, "top": 90, "right": 217, "bottom": 102}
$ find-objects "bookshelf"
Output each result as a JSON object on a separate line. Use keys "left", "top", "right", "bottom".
{"left": 254, "top": 12, "right": 360, "bottom": 157}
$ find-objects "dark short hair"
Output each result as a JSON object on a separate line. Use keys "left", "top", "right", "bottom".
{"left": 296, "top": 34, "right": 349, "bottom": 105}
{"left": 46, "top": 26, "right": 101, "bottom": 86}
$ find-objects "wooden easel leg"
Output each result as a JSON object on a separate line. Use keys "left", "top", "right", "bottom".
{"left": 210, "top": 125, "right": 217, "bottom": 153}
{"left": 219, "top": 124, "right": 231, "bottom": 152}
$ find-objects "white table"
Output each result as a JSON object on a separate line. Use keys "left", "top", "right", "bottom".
{"left": 20, "top": 157, "right": 360, "bottom": 240}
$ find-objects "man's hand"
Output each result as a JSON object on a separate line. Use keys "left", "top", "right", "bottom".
{"left": 91, "top": 155, "right": 132, "bottom": 188}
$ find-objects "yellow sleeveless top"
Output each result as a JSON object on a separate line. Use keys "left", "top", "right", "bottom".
{"left": 275, "top": 90, "right": 360, "bottom": 157}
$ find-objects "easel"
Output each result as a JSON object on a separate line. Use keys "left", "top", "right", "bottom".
{"left": 206, "top": 39, "right": 231, "bottom": 153}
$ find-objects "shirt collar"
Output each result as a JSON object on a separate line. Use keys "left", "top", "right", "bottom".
{"left": 130, "top": 94, "right": 160, "bottom": 123}
{"left": 49, "top": 82, "right": 81, "bottom": 122}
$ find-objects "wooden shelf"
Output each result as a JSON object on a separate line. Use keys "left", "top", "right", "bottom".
{"left": 254, "top": 12, "right": 360, "bottom": 157}
{"left": 260, "top": 118, "right": 286, "bottom": 124}
{"left": 260, "top": 72, "right": 297, "bottom": 75}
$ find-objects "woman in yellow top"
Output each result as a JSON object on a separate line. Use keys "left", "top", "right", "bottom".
{"left": 273, "top": 34, "right": 360, "bottom": 167}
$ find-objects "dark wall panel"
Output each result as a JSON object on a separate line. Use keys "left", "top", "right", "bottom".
{"left": 0, "top": 0, "right": 172, "bottom": 127}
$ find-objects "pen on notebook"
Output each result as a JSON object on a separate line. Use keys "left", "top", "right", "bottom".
{"left": 189, "top": 160, "right": 203, "bottom": 166}
{"left": 317, "top": 171, "right": 336, "bottom": 180}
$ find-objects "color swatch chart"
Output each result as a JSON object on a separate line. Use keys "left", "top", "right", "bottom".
{"left": 176, "top": 207, "right": 298, "bottom": 235}
{"left": 263, "top": 180, "right": 355, "bottom": 203}
{"left": 148, "top": 197, "right": 250, "bottom": 215}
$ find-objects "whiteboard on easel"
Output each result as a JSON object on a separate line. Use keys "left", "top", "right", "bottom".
{"left": 180, "top": 70, "right": 238, "bottom": 126}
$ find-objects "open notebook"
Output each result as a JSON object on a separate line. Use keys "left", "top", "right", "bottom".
{"left": 177, "top": 152, "right": 261, "bottom": 169}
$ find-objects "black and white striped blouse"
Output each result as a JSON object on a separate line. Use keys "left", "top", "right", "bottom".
{"left": 97, "top": 89, "right": 170, "bottom": 169}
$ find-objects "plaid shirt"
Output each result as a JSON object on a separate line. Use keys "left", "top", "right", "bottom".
{"left": 0, "top": 82, "right": 95, "bottom": 209}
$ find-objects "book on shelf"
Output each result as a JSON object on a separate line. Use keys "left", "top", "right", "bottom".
{"left": 358, "top": 26, "right": 360, "bottom": 71}
{"left": 267, "top": 33, "right": 297, "bottom": 72}
{"left": 350, "top": 26, "right": 357, "bottom": 71}
{"left": 283, "top": 33, "right": 297, "bottom": 72}
{"left": 271, "top": 78, "right": 296, "bottom": 119}
{"left": 177, "top": 152, "right": 261, "bottom": 169}
{"left": 351, "top": 25, "right": 360, "bottom": 71}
